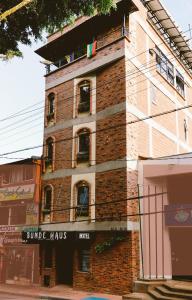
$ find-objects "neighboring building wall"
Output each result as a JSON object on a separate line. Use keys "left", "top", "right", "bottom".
{"left": 0, "top": 159, "right": 41, "bottom": 285}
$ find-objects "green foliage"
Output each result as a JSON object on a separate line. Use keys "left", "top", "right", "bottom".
{"left": 0, "top": 0, "right": 115, "bottom": 57}
{"left": 95, "top": 235, "right": 126, "bottom": 254}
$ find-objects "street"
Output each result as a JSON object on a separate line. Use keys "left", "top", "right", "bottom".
{"left": 0, "top": 294, "right": 39, "bottom": 300}
{"left": 0, "top": 294, "right": 69, "bottom": 300}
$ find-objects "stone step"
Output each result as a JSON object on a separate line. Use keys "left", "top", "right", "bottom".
{"left": 149, "top": 289, "right": 185, "bottom": 300}
{"left": 123, "top": 292, "right": 154, "bottom": 300}
{"left": 156, "top": 285, "right": 192, "bottom": 299}
{"left": 164, "top": 283, "right": 192, "bottom": 294}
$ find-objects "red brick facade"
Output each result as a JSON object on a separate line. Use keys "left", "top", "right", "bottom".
{"left": 36, "top": 0, "right": 192, "bottom": 295}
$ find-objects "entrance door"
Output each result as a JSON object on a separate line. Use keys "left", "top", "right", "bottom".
{"left": 170, "top": 228, "right": 192, "bottom": 279}
{"left": 56, "top": 243, "right": 74, "bottom": 285}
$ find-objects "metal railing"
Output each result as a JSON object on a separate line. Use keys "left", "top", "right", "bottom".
{"left": 45, "top": 26, "right": 129, "bottom": 74}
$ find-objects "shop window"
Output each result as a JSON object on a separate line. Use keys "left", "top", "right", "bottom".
{"left": 47, "top": 93, "right": 55, "bottom": 122}
{"left": 78, "top": 81, "right": 91, "bottom": 114}
{"left": 76, "top": 129, "right": 90, "bottom": 164}
{"left": 76, "top": 181, "right": 89, "bottom": 218}
{"left": 45, "top": 137, "right": 54, "bottom": 171}
{"left": 176, "top": 70, "right": 185, "bottom": 97}
{"left": 42, "top": 186, "right": 52, "bottom": 223}
{"left": 79, "top": 249, "right": 90, "bottom": 272}
{"left": 156, "top": 47, "right": 174, "bottom": 85}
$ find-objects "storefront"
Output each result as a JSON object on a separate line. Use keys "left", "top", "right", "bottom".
{"left": 139, "top": 157, "right": 192, "bottom": 280}
{"left": 0, "top": 232, "right": 39, "bottom": 284}
{"left": 23, "top": 230, "right": 134, "bottom": 295}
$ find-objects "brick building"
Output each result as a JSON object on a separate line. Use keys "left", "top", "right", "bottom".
{"left": 35, "top": 0, "right": 192, "bottom": 295}
{"left": 0, "top": 158, "right": 41, "bottom": 285}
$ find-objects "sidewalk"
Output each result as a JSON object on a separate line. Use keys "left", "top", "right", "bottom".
{"left": 0, "top": 284, "right": 122, "bottom": 300}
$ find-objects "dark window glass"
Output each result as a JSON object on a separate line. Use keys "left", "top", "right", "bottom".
{"left": 44, "top": 188, "right": 52, "bottom": 210}
{"left": 77, "top": 130, "right": 90, "bottom": 163}
{"left": 176, "top": 70, "right": 185, "bottom": 97}
{"left": 48, "top": 94, "right": 55, "bottom": 115}
{"left": 76, "top": 184, "right": 89, "bottom": 217}
{"left": 78, "top": 81, "right": 90, "bottom": 113}
{"left": 156, "top": 47, "right": 174, "bottom": 85}
{"left": 46, "top": 138, "right": 53, "bottom": 164}
{"left": 79, "top": 132, "right": 89, "bottom": 153}
{"left": 79, "top": 249, "right": 90, "bottom": 272}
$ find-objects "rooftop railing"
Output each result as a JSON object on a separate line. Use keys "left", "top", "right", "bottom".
{"left": 44, "top": 26, "right": 129, "bottom": 74}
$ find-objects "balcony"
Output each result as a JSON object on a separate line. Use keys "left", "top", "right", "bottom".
{"left": 44, "top": 25, "right": 129, "bottom": 75}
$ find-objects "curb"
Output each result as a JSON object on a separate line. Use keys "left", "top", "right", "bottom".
{"left": 0, "top": 289, "right": 71, "bottom": 300}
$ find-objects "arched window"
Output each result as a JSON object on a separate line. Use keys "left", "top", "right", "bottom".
{"left": 44, "top": 186, "right": 52, "bottom": 210}
{"left": 76, "top": 181, "right": 89, "bottom": 217}
{"left": 47, "top": 93, "right": 55, "bottom": 122}
{"left": 42, "top": 186, "right": 52, "bottom": 223}
{"left": 76, "top": 129, "right": 90, "bottom": 163}
{"left": 45, "top": 137, "right": 54, "bottom": 170}
{"left": 78, "top": 81, "right": 90, "bottom": 114}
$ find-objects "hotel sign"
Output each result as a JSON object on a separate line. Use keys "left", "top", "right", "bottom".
{"left": 0, "top": 184, "right": 35, "bottom": 201}
{"left": 165, "top": 204, "right": 192, "bottom": 226}
{"left": 22, "top": 231, "right": 94, "bottom": 243}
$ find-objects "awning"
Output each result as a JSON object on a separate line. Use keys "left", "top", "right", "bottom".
{"left": 143, "top": 0, "right": 192, "bottom": 72}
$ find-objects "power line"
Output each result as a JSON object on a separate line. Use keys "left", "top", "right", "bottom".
{"left": 0, "top": 48, "right": 190, "bottom": 143}
{"left": 1, "top": 33, "right": 192, "bottom": 156}
{"left": 1, "top": 99, "right": 192, "bottom": 158}
{"left": 0, "top": 27, "right": 191, "bottom": 126}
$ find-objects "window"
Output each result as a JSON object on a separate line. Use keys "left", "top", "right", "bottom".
{"left": 47, "top": 93, "right": 55, "bottom": 122}
{"left": 42, "top": 186, "right": 52, "bottom": 223}
{"left": 176, "top": 70, "right": 185, "bottom": 97}
{"left": 77, "top": 129, "right": 90, "bottom": 163}
{"left": 79, "top": 249, "right": 90, "bottom": 272}
{"left": 45, "top": 138, "right": 54, "bottom": 170}
{"left": 44, "top": 186, "right": 52, "bottom": 210}
{"left": 78, "top": 81, "right": 91, "bottom": 114}
{"left": 156, "top": 47, "right": 174, "bottom": 85}
{"left": 184, "top": 119, "right": 188, "bottom": 141}
{"left": 76, "top": 182, "right": 89, "bottom": 217}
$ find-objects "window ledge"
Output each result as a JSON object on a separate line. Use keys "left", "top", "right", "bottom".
{"left": 76, "top": 270, "right": 90, "bottom": 274}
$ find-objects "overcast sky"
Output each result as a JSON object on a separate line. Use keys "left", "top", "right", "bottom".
{"left": 0, "top": 0, "right": 191, "bottom": 164}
